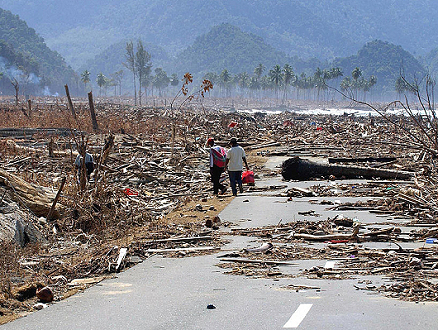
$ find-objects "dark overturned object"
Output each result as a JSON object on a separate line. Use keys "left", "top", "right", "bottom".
{"left": 281, "top": 157, "right": 414, "bottom": 181}
{"left": 328, "top": 157, "right": 396, "bottom": 164}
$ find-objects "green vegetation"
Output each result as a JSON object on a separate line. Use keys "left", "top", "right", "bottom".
{"left": 0, "top": 8, "right": 76, "bottom": 95}
{"left": 0, "top": 4, "right": 431, "bottom": 102}
{"left": 333, "top": 40, "right": 426, "bottom": 96}
{"left": 173, "top": 23, "right": 320, "bottom": 78}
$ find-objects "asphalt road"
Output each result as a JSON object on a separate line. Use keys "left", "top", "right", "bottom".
{"left": 2, "top": 248, "right": 436, "bottom": 330}
{"left": 2, "top": 158, "right": 437, "bottom": 329}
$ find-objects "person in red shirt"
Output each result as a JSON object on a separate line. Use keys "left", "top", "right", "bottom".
{"left": 206, "top": 138, "right": 227, "bottom": 195}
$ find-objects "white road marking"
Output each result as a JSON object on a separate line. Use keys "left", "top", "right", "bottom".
{"left": 324, "top": 260, "right": 336, "bottom": 269}
{"left": 283, "top": 304, "right": 313, "bottom": 328}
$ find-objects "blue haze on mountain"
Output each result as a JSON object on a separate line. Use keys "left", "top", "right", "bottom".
{"left": 1, "top": 0, "right": 437, "bottom": 69}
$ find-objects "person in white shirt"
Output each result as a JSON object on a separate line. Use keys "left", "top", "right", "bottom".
{"left": 225, "top": 137, "right": 249, "bottom": 196}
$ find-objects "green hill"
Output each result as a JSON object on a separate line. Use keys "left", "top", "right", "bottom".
{"left": 172, "top": 23, "right": 323, "bottom": 77}
{"left": 0, "top": 8, "right": 76, "bottom": 94}
{"left": 0, "top": 0, "right": 354, "bottom": 69}
{"left": 2, "top": 0, "right": 438, "bottom": 71}
{"left": 332, "top": 40, "right": 426, "bottom": 93}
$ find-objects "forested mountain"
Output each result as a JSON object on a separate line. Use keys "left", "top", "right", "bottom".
{"left": 333, "top": 40, "right": 426, "bottom": 93}
{"left": 173, "top": 23, "right": 295, "bottom": 76}
{"left": 0, "top": 8, "right": 76, "bottom": 94}
{"left": 2, "top": 0, "right": 437, "bottom": 71}
{"left": 0, "top": 2, "right": 432, "bottom": 99}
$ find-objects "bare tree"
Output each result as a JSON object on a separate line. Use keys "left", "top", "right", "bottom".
{"left": 135, "top": 40, "right": 152, "bottom": 106}
{"left": 123, "top": 41, "right": 137, "bottom": 105}
{"left": 11, "top": 78, "right": 19, "bottom": 106}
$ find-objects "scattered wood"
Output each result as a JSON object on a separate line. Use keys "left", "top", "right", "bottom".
{"left": 219, "top": 258, "right": 296, "bottom": 265}
{"left": 147, "top": 246, "right": 219, "bottom": 253}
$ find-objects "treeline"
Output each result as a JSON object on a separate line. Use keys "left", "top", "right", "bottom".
{"left": 202, "top": 64, "right": 378, "bottom": 102}
{"left": 79, "top": 40, "right": 180, "bottom": 104}
{"left": 81, "top": 50, "right": 383, "bottom": 104}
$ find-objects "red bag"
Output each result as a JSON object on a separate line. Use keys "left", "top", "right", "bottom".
{"left": 241, "top": 170, "right": 254, "bottom": 184}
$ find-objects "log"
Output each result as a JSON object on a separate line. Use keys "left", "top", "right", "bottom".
{"left": 328, "top": 157, "right": 397, "bottom": 164}
{"left": 0, "top": 168, "right": 58, "bottom": 217}
{"left": 281, "top": 156, "right": 414, "bottom": 181}
{"left": 289, "top": 226, "right": 359, "bottom": 241}
{"left": 363, "top": 227, "right": 394, "bottom": 237}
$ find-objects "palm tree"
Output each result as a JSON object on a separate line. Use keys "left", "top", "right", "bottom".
{"left": 96, "top": 73, "right": 107, "bottom": 96}
{"left": 81, "top": 70, "right": 90, "bottom": 91}
{"left": 254, "top": 63, "right": 265, "bottom": 80}
{"left": 283, "top": 64, "right": 294, "bottom": 102}
{"left": 351, "top": 67, "right": 362, "bottom": 99}
{"left": 269, "top": 64, "right": 283, "bottom": 101}
{"left": 236, "top": 72, "right": 250, "bottom": 96}
{"left": 248, "top": 76, "right": 260, "bottom": 98}
{"left": 112, "top": 70, "right": 124, "bottom": 96}
{"left": 220, "top": 69, "right": 231, "bottom": 97}
{"left": 152, "top": 68, "right": 170, "bottom": 96}
{"left": 313, "top": 67, "right": 325, "bottom": 101}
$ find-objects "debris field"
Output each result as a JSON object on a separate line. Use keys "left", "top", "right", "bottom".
{"left": 1, "top": 99, "right": 438, "bottom": 322}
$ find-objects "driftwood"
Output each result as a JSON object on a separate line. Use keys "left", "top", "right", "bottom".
{"left": 281, "top": 157, "right": 414, "bottom": 181}
{"left": 0, "top": 168, "right": 58, "bottom": 217}
{"left": 289, "top": 226, "right": 359, "bottom": 241}
{"left": 219, "top": 258, "right": 295, "bottom": 265}
{"left": 244, "top": 242, "right": 273, "bottom": 253}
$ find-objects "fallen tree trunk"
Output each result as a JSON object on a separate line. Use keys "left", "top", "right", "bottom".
{"left": 328, "top": 157, "right": 397, "bottom": 164}
{"left": 281, "top": 156, "right": 414, "bottom": 181}
{"left": 0, "top": 169, "right": 59, "bottom": 217}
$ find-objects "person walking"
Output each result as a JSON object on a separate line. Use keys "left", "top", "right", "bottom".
{"left": 225, "top": 137, "right": 249, "bottom": 196}
{"left": 75, "top": 152, "right": 94, "bottom": 182}
{"left": 206, "top": 138, "right": 227, "bottom": 195}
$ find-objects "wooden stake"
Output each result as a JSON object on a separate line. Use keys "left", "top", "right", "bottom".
{"left": 88, "top": 91, "right": 98, "bottom": 131}
{"left": 64, "top": 84, "right": 76, "bottom": 119}
{"left": 47, "top": 177, "right": 66, "bottom": 220}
